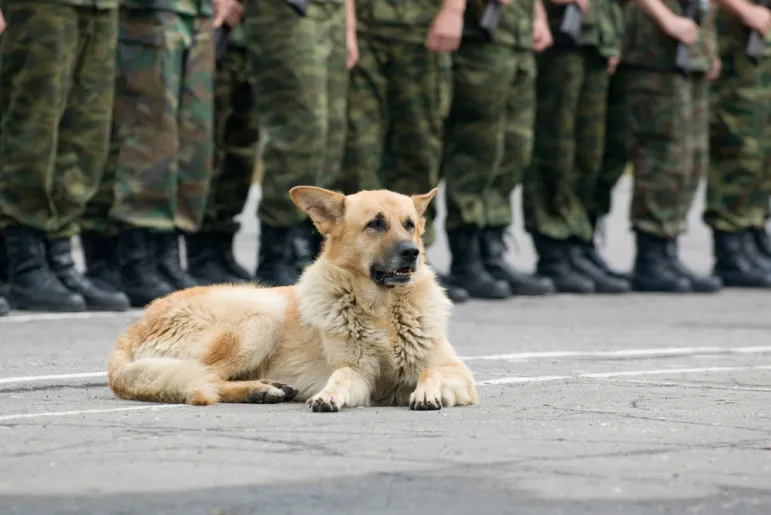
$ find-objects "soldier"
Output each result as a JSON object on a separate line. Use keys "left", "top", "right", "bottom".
{"left": 522, "top": 0, "right": 631, "bottom": 294}
{"left": 186, "top": 14, "right": 257, "bottom": 286}
{"left": 243, "top": 0, "right": 352, "bottom": 287}
{"left": 100, "top": 0, "right": 240, "bottom": 308}
{"left": 620, "top": 0, "right": 722, "bottom": 293}
{"left": 703, "top": 0, "right": 771, "bottom": 287}
{"left": 441, "top": 0, "right": 556, "bottom": 299}
{"left": 0, "top": 0, "right": 129, "bottom": 312}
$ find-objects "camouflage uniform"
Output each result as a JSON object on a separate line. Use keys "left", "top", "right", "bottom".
{"left": 439, "top": 0, "right": 554, "bottom": 298}
{"left": 187, "top": 21, "right": 257, "bottom": 285}
{"left": 244, "top": 0, "right": 347, "bottom": 286}
{"left": 702, "top": 2, "right": 771, "bottom": 286}
{"left": 522, "top": 0, "right": 629, "bottom": 293}
{"left": 339, "top": 0, "right": 452, "bottom": 248}
{"left": 0, "top": 0, "right": 130, "bottom": 312}
{"left": 620, "top": 0, "right": 722, "bottom": 292}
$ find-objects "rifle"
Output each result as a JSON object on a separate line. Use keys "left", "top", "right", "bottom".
{"left": 479, "top": 0, "right": 502, "bottom": 42}
{"left": 215, "top": 26, "right": 230, "bottom": 67}
{"left": 746, "top": 0, "right": 769, "bottom": 65}
{"left": 286, "top": 0, "right": 311, "bottom": 16}
{"left": 560, "top": 3, "right": 583, "bottom": 44}
{"left": 675, "top": 0, "right": 702, "bottom": 75}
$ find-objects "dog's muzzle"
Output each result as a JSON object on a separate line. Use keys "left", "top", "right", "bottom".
{"left": 370, "top": 241, "right": 420, "bottom": 287}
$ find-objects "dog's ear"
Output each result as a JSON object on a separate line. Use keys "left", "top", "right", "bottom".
{"left": 290, "top": 186, "right": 345, "bottom": 233}
{"left": 411, "top": 188, "right": 438, "bottom": 217}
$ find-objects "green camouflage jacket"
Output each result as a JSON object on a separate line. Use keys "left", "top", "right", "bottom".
{"left": 463, "top": 0, "right": 535, "bottom": 50}
{"left": 620, "top": 0, "right": 716, "bottom": 72}
{"left": 545, "top": 0, "right": 621, "bottom": 57}
{"left": 355, "top": 0, "right": 443, "bottom": 43}
{"left": 121, "top": 0, "right": 214, "bottom": 16}
{"left": 26, "top": 0, "right": 118, "bottom": 8}
{"left": 714, "top": 1, "right": 771, "bottom": 59}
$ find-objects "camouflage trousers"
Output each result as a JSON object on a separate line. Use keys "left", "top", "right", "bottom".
{"left": 441, "top": 41, "right": 535, "bottom": 230}
{"left": 626, "top": 69, "right": 708, "bottom": 238}
{"left": 341, "top": 22, "right": 451, "bottom": 246}
{"left": 0, "top": 2, "right": 117, "bottom": 239}
{"left": 97, "top": 8, "right": 215, "bottom": 234}
{"left": 245, "top": 0, "right": 347, "bottom": 227}
{"left": 704, "top": 50, "right": 771, "bottom": 232}
{"left": 589, "top": 66, "right": 629, "bottom": 222}
{"left": 523, "top": 46, "right": 609, "bottom": 242}
{"left": 202, "top": 43, "right": 259, "bottom": 235}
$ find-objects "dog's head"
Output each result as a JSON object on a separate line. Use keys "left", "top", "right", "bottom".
{"left": 290, "top": 186, "right": 438, "bottom": 288}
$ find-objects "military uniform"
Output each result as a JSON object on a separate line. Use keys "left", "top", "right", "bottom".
{"left": 522, "top": 0, "right": 630, "bottom": 294}
{"left": 620, "top": 0, "right": 722, "bottom": 292}
{"left": 186, "top": 20, "right": 257, "bottom": 285}
{"left": 703, "top": 2, "right": 771, "bottom": 287}
{"left": 92, "top": 0, "right": 216, "bottom": 308}
{"left": 440, "top": 0, "right": 555, "bottom": 299}
{"left": 0, "top": 0, "right": 129, "bottom": 312}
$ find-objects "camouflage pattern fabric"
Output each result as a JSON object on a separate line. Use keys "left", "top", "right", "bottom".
{"left": 38, "top": 0, "right": 118, "bottom": 7}
{"left": 244, "top": 0, "right": 347, "bottom": 228}
{"left": 625, "top": 69, "right": 709, "bottom": 238}
{"left": 108, "top": 7, "right": 215, "bottom": 233}
{"left": 203, "top": 44, "right": 259, "bottom": 235}
{"left": 0, "top": 1, "right": 118, "bottom": 239}
{"left": 340, "top": 1, "right": 450, "bottom": 246}
{"left": 545, "top": 0, "right": 620, "bottom": 56}
{"left": 703, "top": 8, "right": 771, "bottom": 232}
{"left": 522, "top": 47, "right": 610, "bottom": 242}
{"left": 120, "top": 0, "right": 213, "bottom": 16}
{"left": 588, "top": 63, "right": 629, "bottom": 220}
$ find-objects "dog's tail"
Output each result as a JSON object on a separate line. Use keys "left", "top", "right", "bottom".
{"left": 107, "top": 347, "right": 220, "bottom": 405}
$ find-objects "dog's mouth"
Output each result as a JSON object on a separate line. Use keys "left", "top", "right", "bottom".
{"left": 370, "top": 266, "right": 414, "bottom": 287}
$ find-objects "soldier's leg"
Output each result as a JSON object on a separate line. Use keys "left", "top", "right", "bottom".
{"left": 522, "top": 47, "right": 594, "bottom": 293}
{"left": 706, "top": 53, "right": 771, "bottom": 286}
{"left": 440, "top": 40, "right": 512, "bottom": 300}
{"left": 755, "top": 62, "right": 771, "bottom": 259}
{"left": 157, "top": 13, "right": 215, "bottom": 291}
{"left": 0, "top": 2, "right": 87, "bottom": 312}
{"left": 109, "top": 7, "right": 183, "bottom": 307}
{"left": 247, "top": 0, "right": 344, "bottom": 286}
{"left": 570, "top": 50, "right": 630, "bottom": 292}
{"left": 482, "top": 55, "right": 555, "bottom": 296}
{"left": 188, "top": 44, "right": 256, "bottom": 285}
{"left": 46, "top": 6, "right": 130, "bottom": 311}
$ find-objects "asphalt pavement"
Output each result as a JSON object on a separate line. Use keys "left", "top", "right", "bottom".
{"left": 1, "top": 177, "right": 770, "bottom": 515}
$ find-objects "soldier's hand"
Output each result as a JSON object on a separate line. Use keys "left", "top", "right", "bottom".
{"left": 607, "top": 56, "right": 619, "bottom": 74}
{"left": 743, "top": 5, "right": 771, "bottom": 36}
{"left": 532, "top": 17, "right": 553, "bottom": 52}
{"left": 347, "top": 30, "right": 359, "bottom": 70}
{"left": 707, "top": 56, "right": 721, "bottom": 80}
{"left": 574, "top": 0, "right": 589, "bottom": 13}
{"left": 0, "top": 8, "right": 6, "bottom": 35}
{"left": 662, "top": 14, "right": 699, "bottom": 45}
{"left": 426, "top": 7, "right": 464, "bottom": 53}
{"left": 214, "top": 0, "right": 244, "bottom": 28}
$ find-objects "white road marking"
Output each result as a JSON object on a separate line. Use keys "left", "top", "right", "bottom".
{"left": 0, "top": 405, "right": 184, "bottom": 423}
{"left": 459, "top": 346, "right": 771, "bottom": 362}
{"left": 0, "top": 372, "right": 107, "bottom": 385}
{"left": 476, "top": 365, "right": 771, "bottom": 385}
{"left": 0, "top": 310, "right": 142, "bottom": 324}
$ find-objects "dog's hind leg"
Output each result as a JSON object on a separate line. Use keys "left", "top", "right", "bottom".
{"left": 213, "top": 379, "right": 299, "bottom": 404}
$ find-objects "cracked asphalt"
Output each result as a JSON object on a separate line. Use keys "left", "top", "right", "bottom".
{"left": 1, "top": 177, "right": 770, "bottom": 515}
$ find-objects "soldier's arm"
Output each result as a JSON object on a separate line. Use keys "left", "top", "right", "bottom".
{"left": 714, "top": 0, "right": 771, "bottom": 34}
{"left": 636, "top": 0, "right": 699, "bottom": 44}
{"left": 0, "top": 8, "right": 5, "bottom": 35}
{"left": 346, "top": 0, "right": 359, "bottom": 69}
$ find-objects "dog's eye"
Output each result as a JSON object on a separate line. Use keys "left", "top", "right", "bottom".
{"left": 403, "top": 219, "right": 415, "bottom": 231}
{"left": 366, "top": 217, "right": 386, "bottom": 231}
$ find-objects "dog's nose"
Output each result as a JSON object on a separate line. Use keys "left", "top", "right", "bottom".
{"left": 397, "top": 241, "right": 420, "bottom": 262}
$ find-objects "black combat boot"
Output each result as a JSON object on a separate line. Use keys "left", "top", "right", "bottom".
{"left": 752, "top": 226, "right": 771, "bottom": 259}
{"left": 712, "top": 229, "right": 771, "bottom": 288}
{"left": 586, "top": 214, "right": 632, "bottom": 282}
{"left": 153, "top": 231, "right": 199, "bottom": 291}
{"left": 745, "top": 228, "right": 771, "bottom": 273}
{"left": 665, "top": 237, "right": 722, "bottom": 293}
{"left": 186, "top": 231, "right": 252, "bottom": 286}
{"left": 0, "top": 235, "right": 8, "bottom": 315}
{"left": 3, "top": 226, "right": 86, "bottom": 311}
{"left": 531, "top": 233, "right": 595, "bottom": 293}
{"left": 80, "top": 232, "right": 123, "bottom": 292}
{"left": 446, "top": 225, "right": 510, "bottom": 299}
{"left": 255, "top": 223, "right": 299, "bottom": 287}
{"left": 46, "top": 237, "right": 130, "bottom": 311}
{"left": 425, "top": 260, "right": 470, "bottom": 303}
{"left": 292, "top": 219, "right": 324, "bottom": 273}
{"left": 117, "top": 227, "right": 176, "bottom": 307}
{"left": 631, "top": 231, "right": 691, "bottom": 292}
{"left": 566, "top": 238, "right": 631, "bottom": 294}
{"left": 479, "top": 227, "right": 555, "bottom": 295}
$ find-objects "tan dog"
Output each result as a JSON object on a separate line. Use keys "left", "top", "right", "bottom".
{"left": 107, "top": 187, "right": 477, "bottom": 412}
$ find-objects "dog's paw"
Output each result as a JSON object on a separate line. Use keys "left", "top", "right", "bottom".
{"left": 409, "top": 387, "right": 442, "bottom": 411}
{"left": 249, "top": 382, "right": 299, "bottom": 404}
{"left": 306, "top": 393, "right": 341, "bottom": 413}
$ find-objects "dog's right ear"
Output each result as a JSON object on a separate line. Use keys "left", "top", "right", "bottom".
{"left": 289, "top": 186, "right": 345, "bottom": 234}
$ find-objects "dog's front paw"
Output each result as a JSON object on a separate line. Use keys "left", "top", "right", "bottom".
{"left": 249, "top": 381, "right": 299, "bottom": 404}
{"left": 409, "top": 386, "right": 442, "bottom": 411}
{"left": 306, "top": 393, "right": 341, "bottom": 413}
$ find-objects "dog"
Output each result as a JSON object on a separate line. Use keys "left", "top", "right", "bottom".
{"left": 107, "top": 186, "right": 477, "bottom": 412}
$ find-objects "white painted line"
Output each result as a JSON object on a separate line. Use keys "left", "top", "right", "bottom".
{"left": 0, "top": 405, "right": 184, "bottom": 423}
{"left": 604, "top": 378, "right": 771, "bottom": 393}
{"left": 0, "top": 372, "right": 107, "bottom": 385}
{"left": 459, "top": 346, "right": 771, "bottom": 362}
{"left": 0, "top": 310, "right": 142, "bottom": 324}
{"left": 476, "top": 364, "right": 771, "bottom": 385}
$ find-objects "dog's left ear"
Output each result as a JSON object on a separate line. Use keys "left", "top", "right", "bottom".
{"left": 290, "top": 186, "right": 345, "bottom": 233}
{"left": 411, "top": 188, "right": 438, "bottom": 217}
